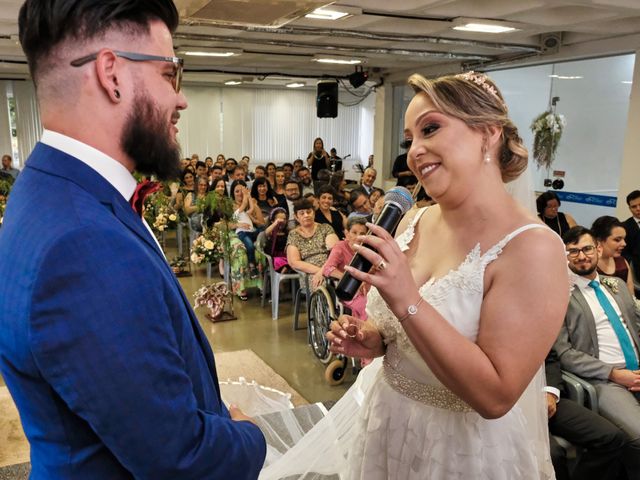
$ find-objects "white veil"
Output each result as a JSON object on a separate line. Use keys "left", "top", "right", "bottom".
{"left": 256, "top": 164, "right": 554, "bottom": 480}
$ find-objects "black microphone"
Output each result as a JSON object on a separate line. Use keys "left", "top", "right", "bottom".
{"left": 335, "top": 186, "right": 414, "bottom": 301}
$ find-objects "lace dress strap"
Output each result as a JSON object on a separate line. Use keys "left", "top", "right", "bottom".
{"left": 396, "top": 207, "right": 428, "bottom": 252}
{"left": 481, "top": 223, "right": 549, "bottom": 266}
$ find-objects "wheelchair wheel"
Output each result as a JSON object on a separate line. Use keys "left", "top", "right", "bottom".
{"left": 325, "top": 358, "right": 347, "bottom": 386}
{"left": 308, "top": 285, "right": 335, "bottom": 364}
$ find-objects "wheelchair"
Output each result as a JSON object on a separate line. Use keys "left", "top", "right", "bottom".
{"left": 307, "top": 278, "right": 361, "bottom": 385}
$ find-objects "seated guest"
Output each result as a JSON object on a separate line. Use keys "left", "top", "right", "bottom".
{"left": 371, "top": 194, "right": 385, "bottom": 223}
{"left": 296, "top": 166, "right": 314, "bottom": 196}
{"left": 592, "top": 215, "right": 635, "bottom": 296}
{"left": 264, "top": 207, "right": 290, "bottom": 273}
{"left": 546, "top": 349, "right": 625, "bottom": 480}
{"left": 215, "top": 153, "right": 225, "bottom": 167}
{"left": 1, "top": 154, "right": 20, "bottom": 179}
{"left": 283, "top": 180, "right": 302, "bottom": 230}
{"left": 328, "top": 170, "right": 349, "bottom": 215}
{"left": 203, "top": 178, "right": 228, "bottom": 228}
{"left": 348, "top": 188, "right": 373, "bottom": 221}
{"left": 359, "top": 167, "right": 377, "bottom": 195}
{"left": 195, "top": 160, "right": 207, "bottom": 182}
{"left": 286, "top": 198, "right": 338, "bottom": 289}
{"left": 226, "top": 165, "right": 250, "bottom": 194}
{"left": 555, "top": 226, "right": 640, "bottom": 476}
{"left": 229, "top": 180, "right": 265, "bottom": 278}
{"left": 205, "top": 156, "right": 214, "bottom": 169}
{"left": 254, "top": 165, "right": 266, "bottom": 180}
{"left": 183, "top": 177, "right": 209, "bottom": 233}
{"left": 173, "top": 168, "right": 196, "bottom": 217}
{"left": 537, "top": 191, "right": 577, "bottom": 238}
{"left": 239, "top": 158, "right": 253, "bottom": 181}
{"left": 328, "top": 148, "right": 342, "bottom": 172}
{"left": 622, "top": 190, "right": 640, "bottom": 296}
{"left": 369, "top": 187, "right": 384, "bottom": 209}
{"left": 303, "top": 192, "right": 318, "bottom": 210}
{"left": 223, "top": 158, "right": 237, "bottom": 181}
{"left": 321, "top": 217, "right": 368, "bottom": 320}
{"left": 273, "top": 167, "right": 287, "bottom": 206}
{"left": 315, "top": 184, "right": 347, "bottom": 240}
{"left": 291, "top": 158, "right": 304, "bottom": 180}
{"left": 282, "top": 162, "right": 293, "bottom": 181}
{"left": 265, "top": 162, "right": 277, "bottom": 189}
{"left": 251, "top": 177, "right": 278, "bottom": 222}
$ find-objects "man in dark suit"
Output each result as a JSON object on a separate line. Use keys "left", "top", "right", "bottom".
{"left": 0, "top": 1, "right": 265, "bottom": 478}
{"left": 555, "top": 226, "right": 640, "bottom": 478}
{"left": 622, "top": 189, "right": 640, "bottom": 297}
{"left": 545, "top": 349, "right": 625, "bottom": 480}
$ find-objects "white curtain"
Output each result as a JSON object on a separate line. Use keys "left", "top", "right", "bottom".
{"left": 0, "top": 82, "right": 11, "bottom": 163}
{"left": 178, "top": 85, "right": 375, "bottom": 166}
{"left": 13, "top": 80, "right": 42, "bottom": 164}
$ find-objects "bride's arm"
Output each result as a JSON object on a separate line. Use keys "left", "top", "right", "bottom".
{"left": 348, "top": 225, "right": 568, "bottom": 419}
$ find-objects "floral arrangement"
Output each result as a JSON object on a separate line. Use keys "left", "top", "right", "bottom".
{"left": 153, "top": 208, "right": 178, "bottom": 232}
{"left": 142, "top": 187, "right": 177, "bottom": 233}
{"left": 601, "top": 276, "right": 620, "bottom": 295}
{"left": 194, "top": 281, "right": 233, "bottom": 321}
{"left": 530, "top": 111, "right": 567, "bottom": 169}
{"left": 0, "top": 177, "right": 14, "bottom": 227}
{"left": 191, "top": 228, "right": 225, "bottom": 264}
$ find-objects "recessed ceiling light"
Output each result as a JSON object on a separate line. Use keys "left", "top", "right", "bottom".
{"left": 313, "top": 55, "right": 362, "bottom": 65}
{"left": 549, "top": 74, "right": 583, "bottom": 80}
{"left": 183, "top": 50, "right": 242, "bottom": 57}
{"left": 622, "top": 81, "right": 633, "bottom": 84}
{"left": 286, "top": 82, "right": 305, "bottom": 88}
{"left": 305, "top": 8, "right": 350, "bottom": 20}
{"left": 224, "top": 80, "right": 243, "bottom": 86}
{"left": 453, "top": 23, "right": 517, "bottom": 33}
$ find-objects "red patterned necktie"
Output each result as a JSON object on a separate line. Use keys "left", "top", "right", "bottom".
{"left": 129, "top": 180, "right": 162, "bottom": 217}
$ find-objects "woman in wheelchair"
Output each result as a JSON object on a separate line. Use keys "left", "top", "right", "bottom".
{"left": 286, "top": 198, "right": 339, "bottom": 289}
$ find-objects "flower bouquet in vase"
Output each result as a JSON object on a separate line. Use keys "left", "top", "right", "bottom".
{"left": 194, "top": 281, "right": 236, "bottom": 322}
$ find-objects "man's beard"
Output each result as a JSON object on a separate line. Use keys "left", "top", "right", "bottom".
{"left": 121, "top": 92, "right": 182, "bottom": 181}
{"left": 569, "top": 262, "right": 598, "bottom": 277}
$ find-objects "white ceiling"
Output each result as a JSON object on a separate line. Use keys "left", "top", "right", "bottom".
{"left": 0, "top": 0, "right": 639, "bottom": 88}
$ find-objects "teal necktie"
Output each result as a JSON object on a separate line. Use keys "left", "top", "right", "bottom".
{"left": 589, "top": 280, "right": 639, "bottom": 370}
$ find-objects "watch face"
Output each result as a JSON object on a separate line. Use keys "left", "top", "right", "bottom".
{"left": 408, "top": 305, "right": 418, "bottom": 315}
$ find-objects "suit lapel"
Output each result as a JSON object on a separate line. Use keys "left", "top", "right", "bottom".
{"left": 572, "top": 288, "right": 599, "bottom": 350}
{"left": 602, "top": 279, "right": 640, "bottom": 352}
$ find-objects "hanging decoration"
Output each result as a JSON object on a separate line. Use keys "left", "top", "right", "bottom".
{"left": 530, "top": 110, "right": 566, "bottom": 169}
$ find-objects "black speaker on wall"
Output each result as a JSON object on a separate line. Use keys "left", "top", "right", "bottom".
{"left": 316, "top": 80, "right": 338, "bottom": 118}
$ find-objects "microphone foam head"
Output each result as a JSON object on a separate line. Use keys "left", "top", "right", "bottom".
{"left": 384, "top": 186, "right": 414, "bottom": 214}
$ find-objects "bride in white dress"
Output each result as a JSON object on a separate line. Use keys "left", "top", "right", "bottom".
{"left": 258, "top": 72, "right": 569, "bottom": 480}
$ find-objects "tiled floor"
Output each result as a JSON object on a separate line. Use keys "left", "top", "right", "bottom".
{"left": 0, "top": 232, "right": 353, "bottom": 404}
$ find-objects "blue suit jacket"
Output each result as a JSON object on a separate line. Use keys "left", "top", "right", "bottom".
{"left": 0, "top": 143, "right": 265, "bottom": 479}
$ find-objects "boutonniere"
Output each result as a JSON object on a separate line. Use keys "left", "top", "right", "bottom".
{"left": 601, "top": 276, "right": 620, "bottom": 294}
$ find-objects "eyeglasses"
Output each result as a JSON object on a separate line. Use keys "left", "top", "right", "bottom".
{"left": 70, "top": 50, "right": 184, "bottom": 92}
{"left": 566, "top": 245, "right": 596, "bottom": 258}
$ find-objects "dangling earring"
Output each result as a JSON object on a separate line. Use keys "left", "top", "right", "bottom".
{"left": 114, "top": 89, "right": 121, "bottom": 99}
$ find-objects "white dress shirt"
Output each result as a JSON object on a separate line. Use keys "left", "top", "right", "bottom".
{"left": 574, "top": 274, "right": 639, "bottom": 366}
{"left": 40, "top": 129, "right": 163, "bottom": 254}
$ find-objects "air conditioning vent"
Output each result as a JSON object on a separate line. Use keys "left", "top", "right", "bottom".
{"left": 175, "top": 0, "right": 332, "bottom": 28}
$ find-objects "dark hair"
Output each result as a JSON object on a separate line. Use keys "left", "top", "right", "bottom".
{"left": 284, "top": 179, "right": 301, "bottom": 191}
{"left": 282, "top": 162, "right": 293, "bottom": 170}
{"left": 254, "top": 165, "right": 266, "bottom": 174}
{"left": 626, "top": 190, "right": 640, "bottom": 205}
{"left": 269, "top": 207, "right": 287, "bottom": 223}
{"left": 19, "top": 0, "right": 179, "bottom": 82}
{"left": 265, "top": 162, "right": 276, "bottom": 171}
{"left": 297, "top": 166, "right": 310, "bottom": 174}
{"left": 317, "top": 184, "right": 335, "bottom": 197}
{"left": 293, "top": 198, "right": 314, "bottom": 214}
{"left": 349, "top": 188, "right": 367, "bottom": 205}
{"left": 369, "top": 187, "right": 384, "bottom": 198}
{"left": 212, "top": 178, "right": 228, "bottom": 196}
{"left": 226, "top": 158, "right": 237, "bottom": 165}
{"left": 591, "top": 216, "right": 624, "bottom": 242}
{"left": 329, "top": 170, "right": 345, "bottom": 192}
{"left": 195, "top": 161, "right": 206, "bottom": 170}
{"left": 229, "top": 179, "right": 247, "bottom": 198}
{"left": 250, "top": 177, "right": 275, "bottom": 200}
{"left": 211, "top": 165, "right": 223, "bottom": 172}
{"left": 293, "top": 159, "right": 304, "bottom": 167}
{"left": 181, "top": 168, "right": 194, "bottom": 183}
{"left": 303, "top": 192, "right": 315, "bottom": 199}
{"left": 536, "top": 191, "right": 561, "bottom": 216}
{"left": 562, "top": 226, "right": 594, "bottom": 246}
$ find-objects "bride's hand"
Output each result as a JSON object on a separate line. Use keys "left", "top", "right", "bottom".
{"left": 345, "top": 222, "right": 419, "bottom": 314}
{"left": 327, "top": 315, "right": 385, "bottom": 359}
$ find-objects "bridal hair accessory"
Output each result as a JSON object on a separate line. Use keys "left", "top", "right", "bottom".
{"left": 455, "top": 71, "right": 506, "bottom": 108}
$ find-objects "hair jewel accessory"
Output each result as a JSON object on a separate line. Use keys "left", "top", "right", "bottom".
{"left": 455, "top": 71, "right": 506, "bottom": 108}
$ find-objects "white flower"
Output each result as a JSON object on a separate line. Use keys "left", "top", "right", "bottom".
{"left": 601, "top": 276, "right": 620, "bottom": 294}
{"left": 158, "top": 225, "right": 165, "bottom": 231}
{"left": 204, "top": 240, "right": 214, "bottom": 250}
{"left": 169, "top": 214, "right": 177, "bottom": 221}
{"left": 190, "top": 253, "right": 199, "bottom": 263}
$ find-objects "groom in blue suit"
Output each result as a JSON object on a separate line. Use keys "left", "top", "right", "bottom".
{"left": 0, "top": 1, "right": 266, "bottom": 478}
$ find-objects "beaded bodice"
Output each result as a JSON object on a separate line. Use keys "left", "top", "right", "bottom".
{"left": 367, "top": 207, "right": 547, "bottom": 394}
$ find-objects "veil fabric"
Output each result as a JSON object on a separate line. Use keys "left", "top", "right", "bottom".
{"left": 257, "top": 165, "right": 554, "bottom": 479}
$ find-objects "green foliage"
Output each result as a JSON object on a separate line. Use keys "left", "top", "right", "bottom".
{"left": 530, "top": 111, "right": 566, "bottom": 169}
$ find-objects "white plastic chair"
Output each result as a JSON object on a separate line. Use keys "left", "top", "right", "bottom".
{"left": 256, "top": 232, "right": 303, "bottom": 322}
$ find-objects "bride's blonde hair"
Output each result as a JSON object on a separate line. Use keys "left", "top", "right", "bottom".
{"left": 408, "top": 72, "right": 527, "bottom": 183}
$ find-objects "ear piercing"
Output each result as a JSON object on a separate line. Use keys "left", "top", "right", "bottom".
{"left": 114, "top": 89, "right": 120, "bottom": 99}
{"left": 484, "top": 154, "right": 491, "bottom": 164}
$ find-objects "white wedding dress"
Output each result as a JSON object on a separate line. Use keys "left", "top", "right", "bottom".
{"left": 259, "top": 204, "right": 555, "bottom": 480}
